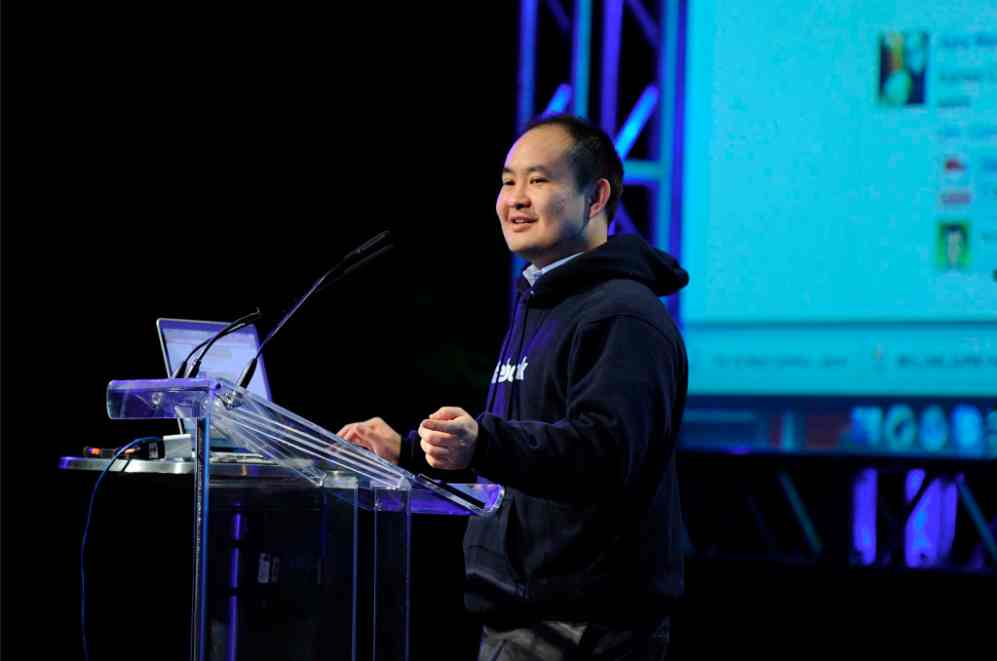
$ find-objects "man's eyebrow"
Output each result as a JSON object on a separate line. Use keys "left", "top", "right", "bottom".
{"left": 501, "top": 165, "right": 553, "bottom": 176}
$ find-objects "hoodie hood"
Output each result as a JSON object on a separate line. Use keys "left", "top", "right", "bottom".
{"left": 518, "top": 233, "right": 689, "bottom": 304}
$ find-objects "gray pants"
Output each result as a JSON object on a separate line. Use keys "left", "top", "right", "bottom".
{"left": 478, "top": 617, "right": 671, "bottom": 661}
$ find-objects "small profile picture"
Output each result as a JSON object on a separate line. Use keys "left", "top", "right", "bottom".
{"left": 936, "top": 221, "right": 970, "bottom": 270}
{"left": 879, "top": 31, "right": 928, "bottom": 106}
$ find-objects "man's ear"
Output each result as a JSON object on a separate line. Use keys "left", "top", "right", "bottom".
{"left": 588, "top": 179, "right": 612, "bottom": 219}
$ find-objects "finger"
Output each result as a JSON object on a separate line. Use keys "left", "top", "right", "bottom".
{"left": 419, "top": 430, "right": 456, "bottom": 448}
{"left": 421, "top": 439, "right": 450, "bottom": 459}
{"left": 429, "top": 406, "right": 467, "bottom": 421}
{"left": 425, "top": 455, "right": 448, "bottom": 469}
{"left": 338, "top": 430, "right": 370, "bottom": 450}
{"left": 421, "top": 418, "right": 462, "bottom": 434}
{"left": 426, "top": 455, "right": 464, "bottom": 470}
{"left": 336, "top": 423, "right": 355, "bottom": 436}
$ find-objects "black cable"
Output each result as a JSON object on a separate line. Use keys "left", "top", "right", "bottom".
{"left": 173, "top": 309, "right": 262, "bottom": 378}
{"left": 184, "top": 309, "right": 263, "bottom": 378}
{"left": 81, "top": 436, "right": 159, "bottom": 661}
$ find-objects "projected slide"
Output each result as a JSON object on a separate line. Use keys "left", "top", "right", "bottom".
{"left": 681, "top": 1, "right": 997, "bottom": 395}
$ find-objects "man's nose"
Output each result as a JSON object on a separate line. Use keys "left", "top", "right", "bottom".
{"left": 511, "top": 190, "right": 531, "bottom": 209}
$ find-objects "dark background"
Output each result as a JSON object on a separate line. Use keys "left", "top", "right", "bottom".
{"left": 5, "top": 3, "right": 517, "bottom": 659}
{"left": 3, "top": 3, "right": 996, "bottom": 660}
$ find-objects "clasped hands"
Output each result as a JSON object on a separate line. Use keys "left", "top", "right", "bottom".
{"left": 336, "top": 406, "right": 478, "bottom": 471}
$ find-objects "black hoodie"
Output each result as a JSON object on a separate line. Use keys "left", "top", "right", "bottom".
{"left": 404, "top": 234, "right": 689, "bottom": 623}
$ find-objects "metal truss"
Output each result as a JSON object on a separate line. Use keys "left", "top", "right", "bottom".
{"left": 680, "top": 448, "right": 997, "bottom": 573}
{"left": 515, "top": 0, "right": 682, "bottom": 275}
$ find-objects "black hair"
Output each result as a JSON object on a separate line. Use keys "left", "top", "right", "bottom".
{"left": 521, "top": 114, "right": 624, "bottom": 222}
{"left": 943, "top": 224, "right": 967, "bottom": 240}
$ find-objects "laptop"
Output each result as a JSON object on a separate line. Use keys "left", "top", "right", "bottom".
{"left": 156, "top": 317, "right": 274, "bottom": 446}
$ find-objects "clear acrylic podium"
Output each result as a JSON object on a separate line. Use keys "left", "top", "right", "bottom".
{"left": 107, "top": 378, "right": 503, "bottom": 661}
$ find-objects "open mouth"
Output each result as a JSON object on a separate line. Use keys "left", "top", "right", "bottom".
{"left": 510, "top": 217, "right": 537, "bottom": 225}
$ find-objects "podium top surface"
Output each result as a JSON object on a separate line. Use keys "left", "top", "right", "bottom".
{"left": 104, "top": 378, "right": 504, "bottom": 516}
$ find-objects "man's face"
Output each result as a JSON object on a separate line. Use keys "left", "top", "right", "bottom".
{"left": 496, "top": 125, "right": 592, "bottom": 268}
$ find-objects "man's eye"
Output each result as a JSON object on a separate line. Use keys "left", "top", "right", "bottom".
{"left": 530, "top": 178, "right": 547, "bottom": 184}
{"left": 501, "top": 180, "right": 514, "bottom": 186}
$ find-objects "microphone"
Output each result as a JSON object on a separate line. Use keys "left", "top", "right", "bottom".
{"left": 233, "top": 231, "right": 394, "bottom": 391}
{"left": 314, "top": 242, "right": 394, "bottom": 295}
{"left": 173, "top": 309, "right": 263, "bottom": 379}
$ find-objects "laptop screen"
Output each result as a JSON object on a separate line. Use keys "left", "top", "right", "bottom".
{"left": 157, "top": 318, "right": 273, "bottom": 434}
